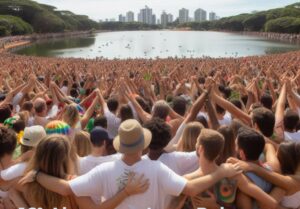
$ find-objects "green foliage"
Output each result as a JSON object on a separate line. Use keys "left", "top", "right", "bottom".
{"left": 265, "top": 17, "right": 300, "bottom": 33}
{"left": 243, "top": 13, "right": 267, "bottom": 31}
{"left": 176, "top": 3, "right": 300, "bottom": 33}
{"left": 0, "top": 0, "right": 97, "bottom": 35}
{"left": 0, "top": 15, "right": 33, "bottom": 36}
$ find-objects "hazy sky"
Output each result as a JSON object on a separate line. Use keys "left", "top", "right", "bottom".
{"left": 36, "top": 0, "right": 299, "bottom": 21}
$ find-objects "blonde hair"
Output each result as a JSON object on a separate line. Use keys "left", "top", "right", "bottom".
{"left": 177, "top": 122, "right": 204, "bottom": 152}
{"left": 74, "top": 131, "right": 92, "bottom": 157}
{"left": 62, "top": 104, "right": 80, "bottom": 128}
{"left": 24, "top": 135, "right": 73, "bottom": 209}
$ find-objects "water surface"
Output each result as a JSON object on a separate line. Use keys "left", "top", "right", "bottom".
{"left": 15, "top": 31, "right": 300, "bottom": 59}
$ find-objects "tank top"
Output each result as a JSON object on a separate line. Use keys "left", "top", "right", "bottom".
{"left": 281, "top": 191, "right": 300, "bottom": 209}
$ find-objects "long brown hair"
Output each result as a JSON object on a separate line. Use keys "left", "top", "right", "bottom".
{"left": 277, "top": 142, "right": 300, "bottom": 175}
{"left": 74, "top": 131, "right": 92, "bottom": 157}
{"left": 216, "top": 125, "right": 236, "bottom": 165}
{"left": 177, "top": 122, "right": 203, "bottom": 152}
{"left": 24, "top": 135, "right": 73, "bottom": 209}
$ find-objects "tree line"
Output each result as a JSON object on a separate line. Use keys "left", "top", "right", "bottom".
{"left": 0, "top": 1, "right": 299, "bottom": 37}
{"left": 178, "top": 3, "right": 300, "bottom": 33}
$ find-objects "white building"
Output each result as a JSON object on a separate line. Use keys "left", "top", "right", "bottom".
{"left": 152, "top": 14, "right": 156, "bottom": 25}
{"left": 161, "top": 11, "right": 168, "bottom": 28}
{"left": 118, "top": 14, "right": 125, "bottom": 22}
{"left": 167, "top": 14, "right": 173, "bottom": 23}
{"left": 194, "top": 8, "right": 207, "bottom": 22}
{"left": 209, "top": 12, "right": 217, "bottom": 21}
{"left": 126, "top": 11, "right": 134, "bottom": 22}
{"left": 179, "top": 8, "right": 189, "bottom": 24}
{"left": 138, "top": 6, "right": 155, "bottom": 25}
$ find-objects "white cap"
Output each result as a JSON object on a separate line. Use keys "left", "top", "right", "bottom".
{"left": 20, "top": 125, "right": 46, "bottom": 147}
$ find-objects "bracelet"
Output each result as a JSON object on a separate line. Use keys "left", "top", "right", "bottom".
{"left": 33, "top": 170, "right": 40, "bottom": 182}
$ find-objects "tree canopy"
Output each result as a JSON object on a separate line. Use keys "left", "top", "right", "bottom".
{"left": 0, "top": 0, "right": 98, "bottom": 36}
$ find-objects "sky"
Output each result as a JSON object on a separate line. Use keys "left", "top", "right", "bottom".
{"left": 35, "top": 0, "right": 299, "bottom": 21}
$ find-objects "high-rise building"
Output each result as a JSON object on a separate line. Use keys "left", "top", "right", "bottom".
{"left": 167, "top": 14, "right": 173, "bottom": 23}
{"left": 126, "top": 11, "right": 134, "bottom": 22}
{"left": 179, "top": 8, "right": 189, "bottom": 24}
{"left": 209, "top": 12, "right": 217, "bottom": 21}
{"left": 152, "top": 14, "right": 156, "bottom": 25}
{"left": 138, "top": 6, "right": 154, "bottom": 25}
{"left": 118, "top": 14, "right": 125, "bottom": 22}
{"left": 161, "top": 11, "right": 168, "bottom": 28}
{"left": 194, "top": 8, "right": 207, "bottom": 22}
{"left": 161, "top": 11, "right": 173, "bottom": 28}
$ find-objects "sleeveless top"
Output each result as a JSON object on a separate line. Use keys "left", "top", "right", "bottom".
{"left": 281, "top": 191, "right": 300, "bottom": 209}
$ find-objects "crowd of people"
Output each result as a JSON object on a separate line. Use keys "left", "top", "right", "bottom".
{"left": 0, "top": 50, "right": 299, "bottom": 209}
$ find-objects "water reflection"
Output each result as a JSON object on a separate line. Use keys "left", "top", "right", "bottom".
{"left": 15, "top": 36, "right": 96, "bottom": 57}
{"left": 14, "top": 31, "right": 300, "bottom": 59}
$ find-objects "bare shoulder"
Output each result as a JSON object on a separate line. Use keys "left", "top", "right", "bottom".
{"left": 184, "top": 168, "right": 203, "bottom": 180}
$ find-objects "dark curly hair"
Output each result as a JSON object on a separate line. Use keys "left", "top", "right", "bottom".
{"left": 143, "top": 118, "right": 171, "bottom": 150}
{"left": 0, "top": 126, "right": 17, "bottom": 158}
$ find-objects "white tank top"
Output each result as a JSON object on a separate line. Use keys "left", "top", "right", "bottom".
{"left": 281, "top": 191, "right": 300, "bottom": 208}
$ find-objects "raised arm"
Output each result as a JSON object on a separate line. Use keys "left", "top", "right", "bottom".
{"left": 274, "top": 83, "right": 286, "bottom": 142}
{"left": 205, "top": 98, "right": 220, "bottom": 130}
{"left": 211, "top": 87, "right": 251, "bottom": 125}
{"left": 124, "top": 87, "right": 151, "bottom": 123}
{"left": 184, "top": 90, "right": 208, "bottom": 123}
{"left": 81, "top": 94, "right": 99, "bottom": 129}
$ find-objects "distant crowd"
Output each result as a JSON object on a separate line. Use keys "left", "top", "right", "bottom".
{"left": 0, "top": 50, "right": 300, "bottom": 209}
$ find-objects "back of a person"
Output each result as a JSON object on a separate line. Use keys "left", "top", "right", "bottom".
{"left": 284, "top": 131, "right": 300, "bottom": 142}
{"left": 84, "top": 158, "right": 184, "bottom": 209}
{"left": 79, "top": 154, "right": 121, "bottom": 175}
{"left": 23, "top": 183, "right": 77, "bottom": 209}
{"left": 158, "top": 151, "right": 198, "bottom": 176}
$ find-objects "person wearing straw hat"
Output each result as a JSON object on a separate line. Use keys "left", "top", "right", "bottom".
{"left": 20, "top": 119, "right": 242, "bottom": 209}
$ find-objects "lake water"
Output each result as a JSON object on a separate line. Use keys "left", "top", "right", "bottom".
{"left": 15, "top": 31, "right": 300, "bottom": 59}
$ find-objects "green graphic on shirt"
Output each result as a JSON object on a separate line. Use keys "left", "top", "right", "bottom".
{"left": 116, "top": 169, "right": 135, "bottom": 192}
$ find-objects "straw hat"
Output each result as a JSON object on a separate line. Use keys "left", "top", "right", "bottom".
{"left": 113, "top": 119, "right": 152, "bottom": 154}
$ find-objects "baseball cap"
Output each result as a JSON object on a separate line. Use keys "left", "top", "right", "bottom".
{"left": 21, "top": 125, "right": 46, "bottom": 147}
{"left": 91, "top": 127, "right": 110, "bottom": 142}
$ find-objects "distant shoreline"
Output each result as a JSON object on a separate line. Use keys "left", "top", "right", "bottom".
{"left": 0, "top": 30, "right": 98, "bottom": 52}
{"left": 1, "top": 30, "right": 300, "bottom": 55}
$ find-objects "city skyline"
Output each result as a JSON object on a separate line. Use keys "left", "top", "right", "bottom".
{"left": 36, "top": 0, "right": 298, "bottom": 21}
{"left": 117, "top": 7, "right": 218, "bottom": 26}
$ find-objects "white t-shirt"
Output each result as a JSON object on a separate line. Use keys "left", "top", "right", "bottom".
{"left": 219, "top": 112, "right": 232, "bottom": 126}
{"left": 0, "top": 162, "right": 27, "bottom": 181}
{"left": 157, "top": 151, "right": 199, "bottom": 176}
{"left": 69, "top": 158, "right": 187, "bottom": 209}
{"left": 104, "top": 107, "right": 121, "bottom": 139}
{"left": 12, "top": 92, "right": 23, "bottom": 109}
{"left": 164, "top": 123, "right": 186, "bottom": 152}
{"left": 79, "top": 154, "right": 121, "bottom": 175}
{"left": 284, "top": 131, "right": 300, "bottom": 142}
{"left": 60, "top": 86, "right": 68, "bottom": 95}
